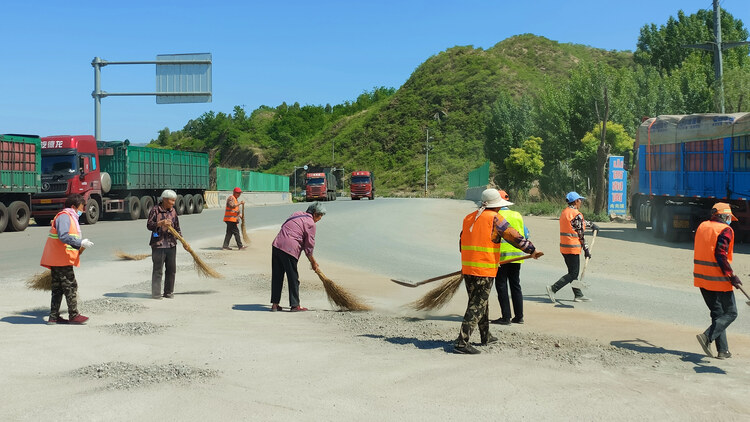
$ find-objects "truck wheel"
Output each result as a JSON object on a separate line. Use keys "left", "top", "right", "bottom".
{"left": 0, "top": 203, "right": 7, "bottom": 233}
{"left": 651, "top": 207, "right": 663, "bottom": 238}
{"left": 193, "top": 194, "right": 204, "bottom": 214}
{"left": 127, "top": 197, "right": 141, "bottom": 220}
{"left": 175, "top": 195, "right": 185, "bottom": 215}
{"left": 140, "top": 196, "right": 154, "bottom": 219}
{"left": 369, "top": 194, "right": 374, "bottom": 200}
{"left": 7, "top": 201, "right": 30, "bottom": 232}
{"left": 661, "top": 208, "right": 679, "bottom": 242}
{"left": 184, "top": 194, "right": 194, "bottom": 214}
{"left": 635, "top": 200, "right": 646, "bottom": 230}
{"left": 82, "top": 198, "right": 100, "bottom": 225}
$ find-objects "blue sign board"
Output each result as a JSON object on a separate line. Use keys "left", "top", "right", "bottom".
{"left": 608, "top": 156, "right": 627, "bottom": 215}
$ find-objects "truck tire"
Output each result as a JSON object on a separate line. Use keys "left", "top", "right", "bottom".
{"left": 140, "top": 196, "right": 154, "bottom": 219}
{"left": 193, "top": 194, "right": 204, "bottom": 214}
{"left": 651, "top": 207, "right": 663, "bottom": 238}
{"left": 661, "top": 208, "right": 679, "bottom": 242}
{"left": 7, "top": 201, "right": 30, "bottom": 232}
{"left": 127, "top": 197, "right": 141, "bottom": 220}
{"left": 184, "top": 194, "right": 194, "bottom": 214}
{"left": 175, "top": 195, "right": 185, "bottom": 215}
{"left": 635, "top": 199, "right": 647, "bottom": 231}
{"left": 0, "top": 203, "right": 8, "bottom": 233}
{"left": 82, "top": 198, "right": 99, "bottom": 225}
{"left": 369, "top": 194, "right": 374, "bottom": 200}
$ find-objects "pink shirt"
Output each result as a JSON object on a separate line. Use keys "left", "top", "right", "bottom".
{"left": 272, "top": 211, "right": 316, "bottom": 259}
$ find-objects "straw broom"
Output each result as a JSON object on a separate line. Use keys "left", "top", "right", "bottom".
{"left": 241, "top": 203, "right": 250, "bottom": 244}
{"left": 26, "top": 270, "right": 53, "bottom": 291}
{"left": 314, "top": 269, "right": 371, "bottom": 311}
{"left": 167, "top": 226, "right": 223, "bottom": 279}
{"left": 115, "top": 250, "right": 151, "bottom": 261}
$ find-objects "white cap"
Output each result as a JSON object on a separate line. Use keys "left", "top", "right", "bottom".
{"left": 481, "top": 188, "right": 513, "bottom": 208}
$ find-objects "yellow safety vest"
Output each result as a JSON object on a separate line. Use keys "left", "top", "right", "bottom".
{"left": 498, "top": 209, "right": 525, "bottom": 264}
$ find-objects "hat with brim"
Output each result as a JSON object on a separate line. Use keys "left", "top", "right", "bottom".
{"left": 566, "top": 191, "right": 585, "bottom": 203}
{"left": 712, "top": 202, "right": 738, "bottom": 221}
{"left": 481, "top": 188, "right": 514, "bottom": 208}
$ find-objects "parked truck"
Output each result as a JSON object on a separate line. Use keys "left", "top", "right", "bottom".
{"left": 305, "top": 170, "right": 337, "bottom": 201}
{"left": 32, "top": 135, "right": 209, "bottom": 225}
{"left": 631, "top": 113, "right": 750, "bottom": 242}
{"left": 0, "top": 134, "right": 41, "bottom": 232}
{"left": 350, "top": 171, "right": 374, "bottom": 200}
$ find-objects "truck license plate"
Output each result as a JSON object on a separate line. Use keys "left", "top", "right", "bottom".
{"left": 674, "top": 220, "right": 689, "bottom": 228}
{"left": 40, "top": 199, "right": 51, "bottom": 204}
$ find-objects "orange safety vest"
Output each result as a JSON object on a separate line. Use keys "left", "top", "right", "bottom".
{"left": 224, "top": 195, "right": 239, "bottom": 223}
{"left": 559, "top": 207, "right": 584, "bottom": 255}
{"left": 40, "top": 210, "right": 81, "bottom": 268}
{"left": 460, "top": 209, "right": 501, "bottom": 277}
{"left": 693, "top": 220, "right": 734, "bottom": 292}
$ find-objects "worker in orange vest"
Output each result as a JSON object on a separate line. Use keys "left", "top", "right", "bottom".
{"left": 40, "top": 194, "right": 94, "bottom": 325}
{"left": 546, "top": 192, "right": 598, "bottom": 304}
{"left": 222, "top": 187, "right": 247, "bottom": 250}
{"left": 455, "top": 188, "right": 543, "bottom": 355}
{"left": 694, "top": 203, "right": 742, "bottom": 359}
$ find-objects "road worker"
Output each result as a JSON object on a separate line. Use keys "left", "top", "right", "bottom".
{"left": 223, "top": 187, "right": 247, "bottom": 250}
{"left": 455, "top": 188, "right": 543, "bottom": 354}
{"left": 147, "top": 189, "right": 181, "bottom": 299}
{"left": 492, "top": 190, "right": 528, "bottom": 325}
{"left": 694, "top": 203, "right": 742, "bottom": 359}
{"left": 41, "top": 193, "right": 94, "bottom": 325}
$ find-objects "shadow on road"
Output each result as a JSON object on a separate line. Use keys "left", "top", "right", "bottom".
{"left": 403, "top": 315, "right": 463, "bottom": 323}
{"left": 0, "top": 307, "right": 48, "bottom": 325}
{"left": 233, "top": 303, "right": 272, "bottom": 312}
{"left": 360, "top": 334, "right": 452, "bottom": 351}
{"left": 104, "top": 292, "right": 152, "bottom": 299}
{"left": 611, "top": 338, "right": 726, "bottom": 375}
{"left": 524, "top": 295, "right": 575, "bottom": 308}
{"left": 177, "top": 290, "right": 219, "bottom": 295}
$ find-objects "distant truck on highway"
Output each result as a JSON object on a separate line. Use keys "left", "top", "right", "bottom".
{"left": 631, "top": 113, "right": 750, "bottom": 241}
{"left": 0, "top": 134, "right": 41, "bottom": 233}
{"left": 305, "top": 170, "right": 337, "bottom": 201}
{"left": 350, "top": 171, "right": 374, "bottom": 200}
{"left": 32, "top": 135, "right": 209, "bottom": 226}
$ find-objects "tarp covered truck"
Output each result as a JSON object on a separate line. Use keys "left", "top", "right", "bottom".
{"left": 0, "top": 134, "right": 41, "bottom": 232}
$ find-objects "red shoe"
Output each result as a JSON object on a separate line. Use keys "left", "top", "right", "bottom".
{"left": 289, "top": 306, "right": 308, "bottom": 312}
{"left": 68, "top": 314, "right": 89, "bottom": 325}
{"left": 47, "top": 316, "right": 68, "bottom": 325}
{"left": 270, "top": 304, "right": 283, "bottom": 312}
{"left": 238, "top": 246, "right": 248, "bottom": 250}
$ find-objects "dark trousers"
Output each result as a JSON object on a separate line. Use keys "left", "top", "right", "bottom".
{"left": 271, "top": 246, "right": 301, "bottom": 307}
{"left": 50, "top": 266, "right": 79, "bottom": 318}
{"left": 152, "top": 246, "right": 177, "bottom": 297}
{"left": 457, "top": 275, "right": 493, "bottom": 347}
{"left": 496, "top": 263, "right": 523, "bottom": 319}
{"left": 551, "top": 253, "right": 584, "bottom": 297}
{"left": 223, "top": 221, "right": 243, "bottom": 248}
{"left": 700, "top": 288, "right": 738, "bottom": 353}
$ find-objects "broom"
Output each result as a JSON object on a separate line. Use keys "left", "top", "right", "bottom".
{"left": 314, "top": 269, "right": 371, "bottom": 311}
{"left": 26, "top": 270, "right": 53, "bottom": 291}
{"left": 240, "top": 203, "right": 250, "bottom": 244}
{"left": 167, "top": 226, "right": 223, "bottom": 279}
{"left": 115, "top": 250, "right": 151, "bottom": 261}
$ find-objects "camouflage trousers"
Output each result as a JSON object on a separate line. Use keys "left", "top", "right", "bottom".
{"left": 456, "top": 274, "right": 493, "bottom": 347}
{"left": 50, "top": 266, "right": 79, "bottom": 319}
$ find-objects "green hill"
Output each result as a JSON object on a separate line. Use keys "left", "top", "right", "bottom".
{"left": 151, "top": 34, "right": 633, "bottom": 196}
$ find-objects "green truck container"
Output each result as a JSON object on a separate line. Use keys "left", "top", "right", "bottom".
{"left": 0, "top": 134, "right": 41, "bottom": 232}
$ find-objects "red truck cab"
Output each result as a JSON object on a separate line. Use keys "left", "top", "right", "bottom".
{"left": 306, "top": 172, "right": 328, "bottom": 201}
{"left": 350, "top": 171, "right": 374, "bottom": 200}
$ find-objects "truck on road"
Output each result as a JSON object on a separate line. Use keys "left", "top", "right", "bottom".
{"left": 631, "top": 113, "right": 750, "bottom": 241}
{"left": 0, "top": 134, "right": 41, "bottom": 232}
{"left": 32, "top": 135, "right": 209, "bottom": 226}
{"left": 305, "top": 170, "right": 337, "bottom": 201}
{"left": 350, "top": 171, "right": 374, "bottom": 200}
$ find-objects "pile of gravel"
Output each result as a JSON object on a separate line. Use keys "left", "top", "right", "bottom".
{"left": 72, "top": 361, "right": 218, "bottom": 390}
{"left": 81, "top": 298, "right": 147, "bottom": 314}
{"left": 99, "top": 322, "right": 170, "bottom": 336}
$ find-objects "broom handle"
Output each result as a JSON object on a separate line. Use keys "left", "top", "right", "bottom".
{"left": 414, "top": 254, "right": 535, "bottom": 286}
{"left": 579, "top": 230, "right": 598, "bottom": 282}
{"left": 738, "top": 285, "right": 750, "bottom": 302}
{"left": 241, "top": 203, "right": 245, "bottom": 221}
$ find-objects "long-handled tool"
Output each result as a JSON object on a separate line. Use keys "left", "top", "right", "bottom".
{"left": 391, "top": 254, "right": 535, "bottom": 288}
{"left": 240, "top": 203, "right": 250, "bottom": 244}
{"left": 738, "top": 284, "right": 750, "bottom": 307}
{"left": 571, "top": 229, "right": 597, "bottom": 289}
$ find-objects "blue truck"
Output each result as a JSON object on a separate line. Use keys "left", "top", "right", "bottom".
{"left": 631, "top": 113, "right": 750, "bottom": 241}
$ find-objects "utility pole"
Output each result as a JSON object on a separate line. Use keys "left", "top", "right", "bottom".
{"left": 424, "top": 128, "right": 430, "bottom": 197}
{"left": 684, "top": 0, "right": 750, "bottom": 113}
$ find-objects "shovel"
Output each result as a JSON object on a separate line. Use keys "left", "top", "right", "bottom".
{"left": 571, "top": 229, "right": 597, "bottom": 290}
{"left": 391, "top": 254, "right": 536, "bottom": 288}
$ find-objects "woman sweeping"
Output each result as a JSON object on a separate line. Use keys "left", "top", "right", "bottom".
{"left": 146, "top": 190, "right": 181, "bottom": 299}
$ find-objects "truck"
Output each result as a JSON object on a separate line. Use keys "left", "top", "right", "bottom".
{"left": 631, "top": 112, "right": 750, "bottom": 242}
{"left": 350, "top": 170, "right": 374, "bottom": 200}
{"left": 305, "top": 170, "right": 337, "bottom": 201}
{"left": 0, "top": 134, "right": 41, "bottom": 232}
{"left": 32, "top": 135, "right": 209, "bottom": 226}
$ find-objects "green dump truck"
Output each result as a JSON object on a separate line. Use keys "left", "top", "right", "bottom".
{"left": 0, "top": 134, "right": 41, "bottom": 232}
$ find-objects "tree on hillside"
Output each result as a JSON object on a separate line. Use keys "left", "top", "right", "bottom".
{"left": 503, "top": 136, "right": 544, "bottom": 193}
{"left": 484, "top": 91, "right": 534, "bottom": 186}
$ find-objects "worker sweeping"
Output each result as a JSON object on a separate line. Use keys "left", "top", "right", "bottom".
{"left": 40, "top": 193, "right": 94, "bottom": 325}
{"left": 147, "top": 189, "right": 181, "bottom": 299}
{"left": 694, "top": 203, "right": 741, "bottom": 359}
{"left": 222, "top": 187, "right": 247, "bottom": 250}
{"left": 546, "top": 192, "right": 598, "bottom": 304}
{"left": 454, "top": 188, "right": 542, "bottom": 355}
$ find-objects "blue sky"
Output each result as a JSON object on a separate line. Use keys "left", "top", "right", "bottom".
{"left": 1, "top": 0, "right": 748, "bottom": 143}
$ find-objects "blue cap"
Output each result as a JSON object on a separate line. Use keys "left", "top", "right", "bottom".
{"left": 565, "top": 191, "right": 585, "bottom": 203}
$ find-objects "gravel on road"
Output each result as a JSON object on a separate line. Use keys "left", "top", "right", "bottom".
{"left": 71, "top": 361, "right": 219, "bottom": 390}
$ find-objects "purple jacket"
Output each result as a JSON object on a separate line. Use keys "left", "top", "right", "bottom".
{"left": 272, "top": 211, "right": 316, "bottom": 259}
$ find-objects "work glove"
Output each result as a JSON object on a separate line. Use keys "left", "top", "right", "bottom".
{"left": 584, "top": 247, "right": 592, "bottom": 260}
{"left": 81, "top": 239, "right": 94, "bottom": 249}
{"left": 730, "top": 275, "right": 742, "bottom": 288}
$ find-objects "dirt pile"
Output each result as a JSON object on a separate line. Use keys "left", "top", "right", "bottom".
{"left": 71, "top": 361, "right": 218, "bottom": 390}
{"left": 100, "top": 322, "right": 170, "bottom": 336}
{"left": 81, "top": 298, "right": 147, "bottom": 314}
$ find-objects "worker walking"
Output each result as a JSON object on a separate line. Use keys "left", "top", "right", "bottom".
{"left": 147, "top": 190, "right": 181, "bottom": 299}
{"left": 546, "top": 192, "right": 598, "bottom": 303}
{"left": 223, "top": 187, "right": 247, "bottom": 250}
{"left": 492, "top": 190, "right": 528, "bottom": 325}
{"left": 455, "top": 188, "right": 543, "bottom": 355}
{"left": 40, "top": 193, "right": 94, "bottom": 325}
{"left": 694, "top": 203, "right": 741, "bottom": 359}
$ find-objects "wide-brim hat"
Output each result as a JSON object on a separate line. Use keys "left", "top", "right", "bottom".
{"left": 712, "top": 202, "right": 738, "bottom": 221}
{"left": 481, "top": 188, "right": 514, "bottom": 208}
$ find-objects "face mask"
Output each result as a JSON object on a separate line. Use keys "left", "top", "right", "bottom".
{"left": 77, "top": 210, "right": 83, "bottom": 217}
